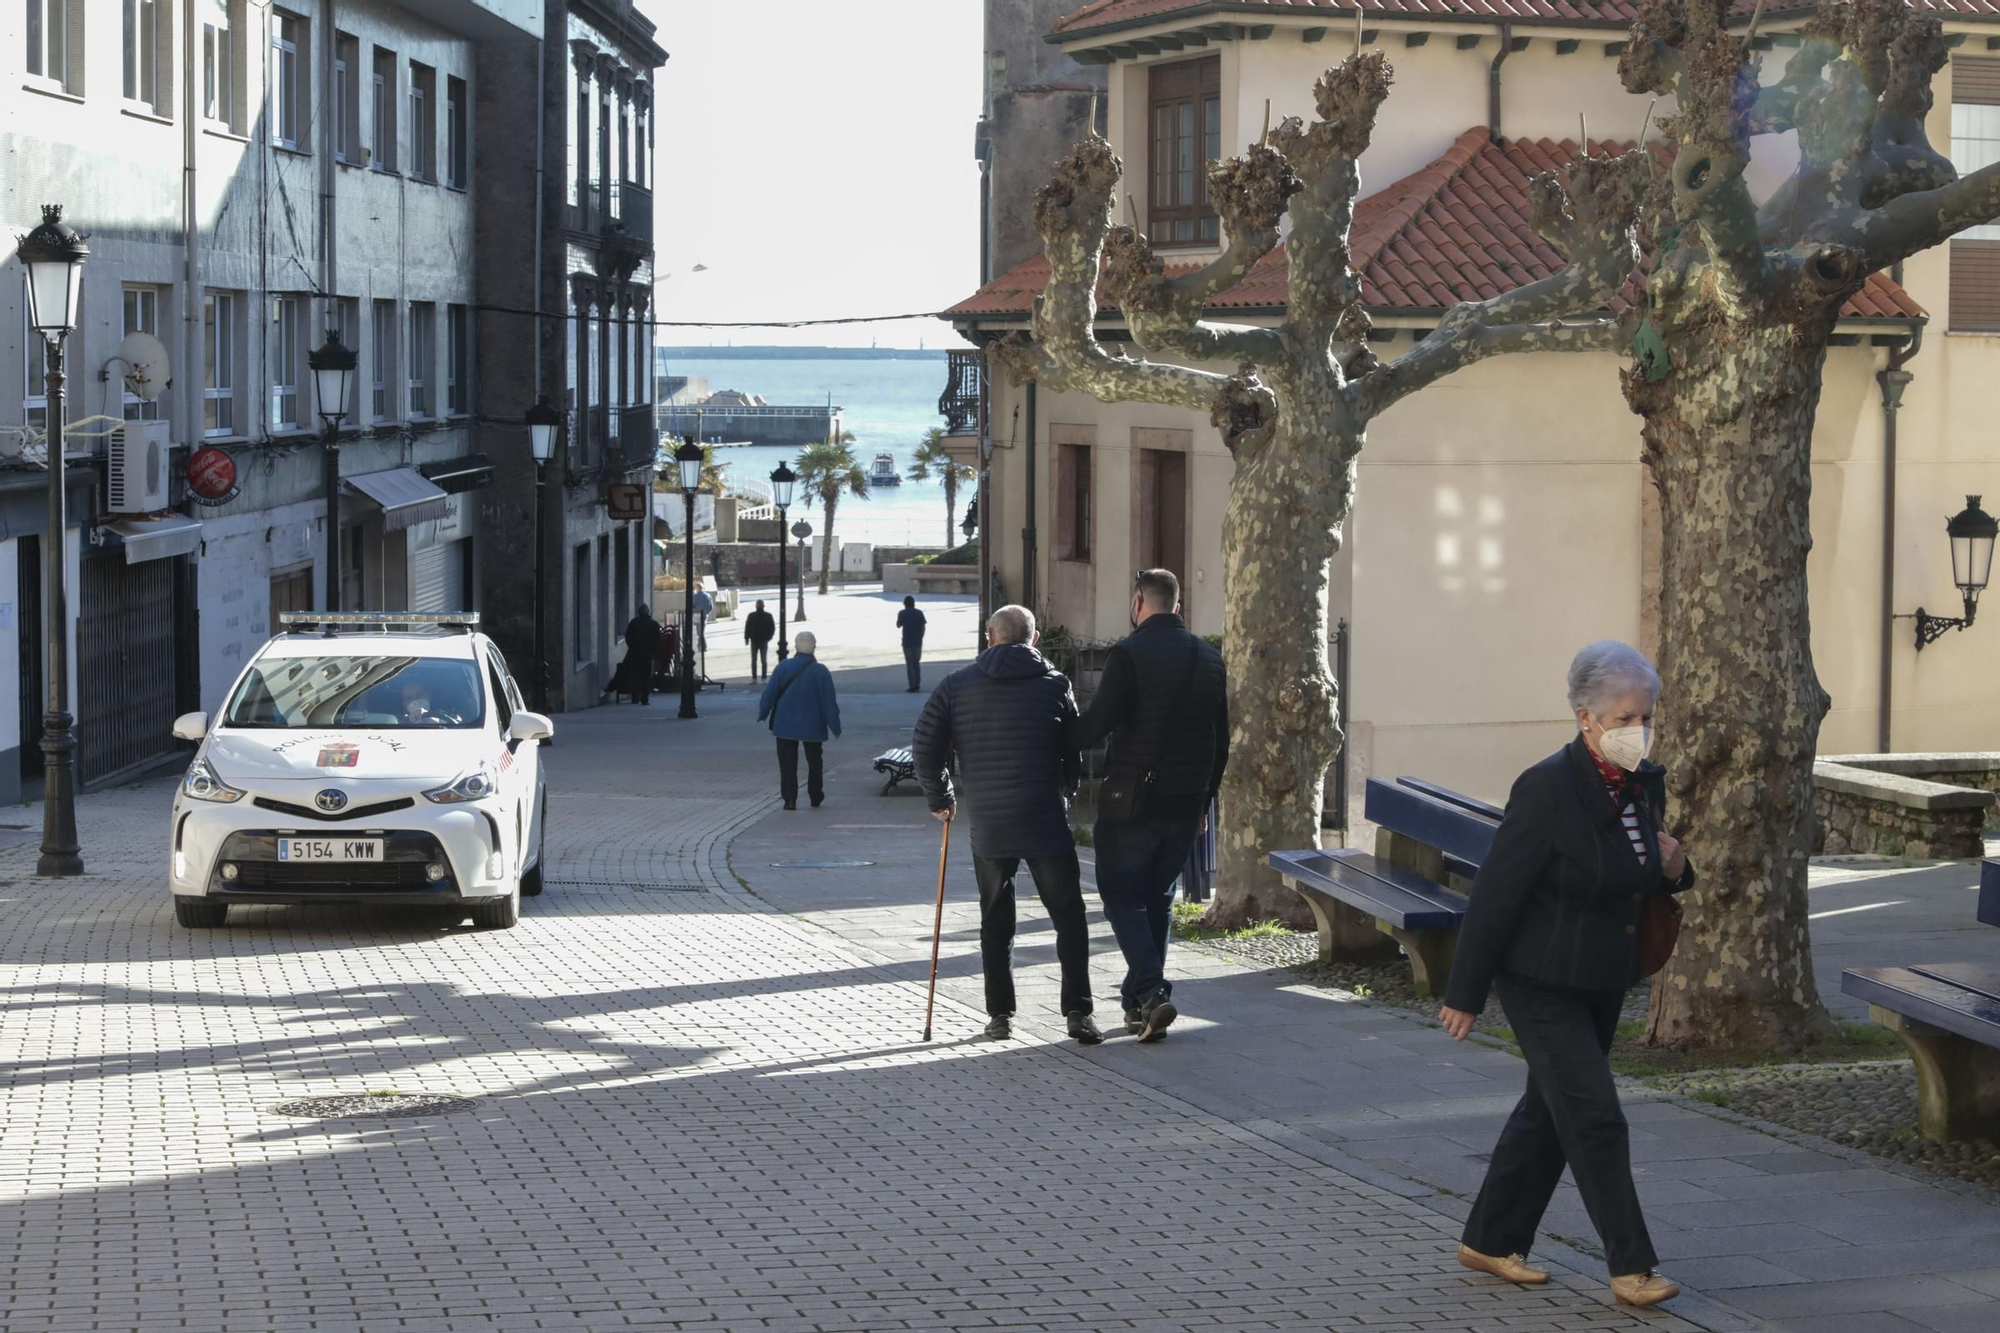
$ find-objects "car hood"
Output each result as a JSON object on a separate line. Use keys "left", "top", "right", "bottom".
{"left": 204, "top": 729, "right": 483, "bottom": 783}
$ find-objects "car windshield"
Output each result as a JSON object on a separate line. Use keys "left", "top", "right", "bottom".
{"left": 222, "top": 654, "right": 486, "bottom": 729}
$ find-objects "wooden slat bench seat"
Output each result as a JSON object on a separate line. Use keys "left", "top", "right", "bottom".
{"left": 873, "top": 747, "right": 917, "bottom": 794}
{"left": 1842, "top": 962, "right": 2000, "bottom": 1141}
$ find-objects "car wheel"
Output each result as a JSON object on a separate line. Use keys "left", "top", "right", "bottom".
{"left": 470, "top": 883, "right": 520, "bottom": 930}
{"left": 520, "top": 794, "right": 547, "bottom": 898}
{"left": 174, "top": 898, "right": 229, "bottom": 928}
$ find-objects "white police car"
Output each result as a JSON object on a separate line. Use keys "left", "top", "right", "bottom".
{"left": 168, "top": 613, "right": 552, "bottom": 930}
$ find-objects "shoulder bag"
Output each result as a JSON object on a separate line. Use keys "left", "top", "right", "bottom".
{"left": 765, "top": 662, "right": 804, "bottom": 732}
{"left": 1097, "top": 639, "right": 1203, "bottom": 822}
{"left": 1632, "top": 786, "right": 1684, "bottom": 977}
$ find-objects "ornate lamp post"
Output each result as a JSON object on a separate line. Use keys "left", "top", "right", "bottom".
{"left": 792, "top": 519, "right": 812, "bottom": 623}
{"left": 525, "top": 396, "right": 562, "bottom": 709}
{"left": 770, "top": 460, "right": 796, "bottom": 662}
{"left": 308, "top": 330, "right": 357, "bottom": 610}
{"left": 17, "top": 205, "right": 87, "bottom": 877}
{"left": 676, "top": 439, "right": 704, "bottom": 718}
{"left": 1907, "top": 496, "right": 1999, "bottom": 650}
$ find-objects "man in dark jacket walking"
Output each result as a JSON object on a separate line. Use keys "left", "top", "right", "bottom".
{"left": 744, "top": 600, "right": 776, "bottom": 680}
{"left": 895, "top": 595, "right": 927, "bottom": 692}
{"left": 1078, "top": 569, "right": 1228, "bottom": 1041}
{"left": 607, "top": 605, "right": 662, "bottom": 705}
{"left": 912, "top": 604, "right": 1099, "bottom": 1044}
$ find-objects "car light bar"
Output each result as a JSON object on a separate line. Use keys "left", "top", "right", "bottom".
{"left": 278, "top": 612, "right": 481, "bottom": 633}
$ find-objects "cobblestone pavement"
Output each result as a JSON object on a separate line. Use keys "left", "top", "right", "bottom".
{"left": 0, "top": 652, "right": 1711, "bottom": 1332}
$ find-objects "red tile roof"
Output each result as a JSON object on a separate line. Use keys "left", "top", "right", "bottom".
{"left": 944, "top": 128, "right": 1924, "bottom": 321}
{"left": 1051, "top": 0, "right": 2000, "bottom": 38}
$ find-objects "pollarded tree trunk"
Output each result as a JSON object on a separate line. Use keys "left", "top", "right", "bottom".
{"left": 1631, "top": 321, "right": 1839, "bottom": 1048}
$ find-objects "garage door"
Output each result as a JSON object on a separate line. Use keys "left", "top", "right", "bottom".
{"left": 411, "top": 539, "right": 466, "bottom": 612}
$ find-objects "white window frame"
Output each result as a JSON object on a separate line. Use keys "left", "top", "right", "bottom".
{"left": 270, "top": 294, "right": 304, "bottom": 431}
{"left": 371, "top": 299, "right": 396, "bottom": 423}
{"left": 203, "top": 11, "right": 235, "bottom": 128}
{"left": 26, "top": 0, "right": 69, "bottom": 90}
{"left": 1953, "top": 104, "right": 2000, "bottom": 243}
{"left": 446, "top": 304, "right": 469, "bottom": 415}
{"left": 446, "top": 75, "right": 468, "bottom": 189}
{"left": 203, "top": 290, "right": 238, "bottom": 437}
{"left": 333, "top": 32, "right": 358, "bottom": 163}
{"left": 124, "top": 0, "right": 166, "bottom": 112}
{"left": 407, "top": 303, "right": 434, "bottom": 419}
{"left": 270, "top": 10, "right": 304, "bottom": 151}
{"left": 23, "top": 304, "right": 49, "bottom": 436}
{"left": 371, "top": 47, "right": 397, "bottom": 172}
{"left": 408, "top": 61, "right": 436, "bottom": 182}
{"left": 121, "top": 286, "right": 165, "bottom": 422}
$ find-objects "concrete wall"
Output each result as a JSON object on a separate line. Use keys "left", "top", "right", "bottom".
{"left": 981, "top": 0, "right": 1106, "bottom": 279}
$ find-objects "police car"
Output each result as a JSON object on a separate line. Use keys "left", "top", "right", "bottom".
{"left": 168, "top": 613, "right": 552, "bottom": 930}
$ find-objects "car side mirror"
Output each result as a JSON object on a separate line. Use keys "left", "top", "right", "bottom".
{"left": 507, "top": 711, "right": 554, "bottom": 743}
{"left": 172, "top": 711, "right": 208, "bottom": 742}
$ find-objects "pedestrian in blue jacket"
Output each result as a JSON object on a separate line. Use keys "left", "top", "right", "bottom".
{"left": 757, "top": 631, "right": 841, "bottom": 810}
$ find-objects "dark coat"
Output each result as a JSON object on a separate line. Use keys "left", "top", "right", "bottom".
{"left": 756, "top": 653, "right": 840, "bottom": 742}
{"left": 1076, "top": 614, "right": 1228, "bottom": 823}
{"left": 744, "top": 609, "right": 776, "bottom": 645}
{"left": 896, "top": 606, "right": 927, "bottom": 648}
{"left": 621, "top": 614, "right": 661, "bottom": 669}
{"left": 912, "top": 644, "right": 1080, "bottom": 860}
{"left": 1442, "top": 737, "right": 1699, "bottom": 1015}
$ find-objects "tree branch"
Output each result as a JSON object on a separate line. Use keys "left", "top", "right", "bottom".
{"left": 1858, "top": 161, "right": 2000, "bottom": 269}
{"left": 1361, "top": 317, "right": 1629, "bottom": 417}
{"left": 1278, "top": 53, "right": 1392, "bottom": 336}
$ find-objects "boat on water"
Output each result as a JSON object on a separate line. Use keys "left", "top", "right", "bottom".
{"left": 868, "top": 452, "right": 902, "bottom": 487}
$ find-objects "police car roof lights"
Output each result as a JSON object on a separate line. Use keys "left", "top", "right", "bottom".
{"left": 278, "top": 612, "right": 481, "bottom": 636}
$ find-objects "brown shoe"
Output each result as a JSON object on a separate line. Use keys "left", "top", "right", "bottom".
{"left": 1457, "top": 1245, "right": 1549, "bottom": 1286}
{"left": 1610, "top": 1271, "right": 1680, "bottom": 1306}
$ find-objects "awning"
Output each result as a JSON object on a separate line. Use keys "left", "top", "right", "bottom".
{"left": 418, "top": 453, "right": 495, "bottom": 494}
{"left": 99, "top": 514, "right": 202, "bottom": 564}
{"left": 344, "top": 468, "right": 452, "bottom": 532}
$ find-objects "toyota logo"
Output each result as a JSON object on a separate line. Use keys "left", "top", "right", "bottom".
{"left": 314, "top": 789, "right": 348, "bottom": 813}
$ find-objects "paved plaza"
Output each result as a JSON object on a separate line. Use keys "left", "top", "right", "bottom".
{"left": 0, "top": 586, "right": 1995, "bottom": 1331}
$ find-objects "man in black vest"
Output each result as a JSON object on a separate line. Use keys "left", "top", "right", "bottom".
{"left": 1078, "top": 569, "right": 1228, "bottom": 1041}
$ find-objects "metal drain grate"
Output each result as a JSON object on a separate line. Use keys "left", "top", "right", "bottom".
{"left": 270, "top": 1093, "right": 476, "bottom": 1120}
{"left": 546, "top": 879, "right": 709, "bottom": 894}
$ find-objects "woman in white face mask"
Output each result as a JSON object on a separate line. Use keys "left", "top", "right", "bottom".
{"left": 1435, "top": 641, "right": 1696, "bottom": 1309}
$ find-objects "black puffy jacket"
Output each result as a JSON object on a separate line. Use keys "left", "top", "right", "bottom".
{"left": 912, "top": 644, "right": 1080, "bottom": 860}
{"left": 1076, "top": 614, "right": 1228, "bottom": 823}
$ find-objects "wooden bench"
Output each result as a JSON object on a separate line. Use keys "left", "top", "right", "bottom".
{"left": 1269, "top": 777, "right": 1500, "bottom": 997}
{"left": 873, "top": 747, "right": 917, "bottom": 794}
{"left": 1842, "top": 962, "right": 2000, "bottom": 1142}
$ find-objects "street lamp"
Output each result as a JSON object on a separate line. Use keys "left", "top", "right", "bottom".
{"left": 308, "top": 330, "right": 356, "bottom": 610}
{"left": 1908, "top": 495, "right": 1999, "bottom": 649}
{"left": 676, "top": 438, "right": 704, "bottom": 718}
{"left": 525, "top": 395, "right": 562, "bottom": 709}
{"left": 770, "top": 460, "right": 796, "bottom": 662}
{"left": 17, "top": 204, "right": 88, "bottom": 877}
{"left": 792, "top": 518, "right": 812, "bottom": 623}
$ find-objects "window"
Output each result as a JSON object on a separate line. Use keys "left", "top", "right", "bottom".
{"left": 1148, "top": 57, "right": 1222, "bottom": 246}
{"left": 371, "top": 299, "right": 396, "bottom": 422}
{"left": 325, "top": 295, "right": 358, "bottom": 352}
{"left": 124, "top": 0, "right": 169, "bottom": 112}
{"left": 371, "top": 47, "right": 396, "bottom": 172}
{"left": 26, "top": 0, "right": 72, "bottom": 91}
{"left": 270, "top": 10, "right": 306, "bottom": 151}
{"left": 203, "top": 291, "right": 237, "bottom": 436}
{"left": 1951, "top": 61, "right": 2000, "bottom": 331}
{"left": 597, "top": 83, "right": 611, "bottom": 218}
{"left": 408, "top": 61, "right": 436, "bottom": 181}
{"left": 203, "top": 6, "right": 235, "bottom": 128}
{"left": 446, "top": 75, "right": 468, "bottom": 188}
{"left": 333, "top": 32, "right": 359, "bottom": 162}
{"left": 269, "top": 565, "right": 314, "bottom": 629}
{"left": 1056, "top": 443, "right": 1092, "bottom": 561}
{"left": 270, "top": 294, "right": 304, "bottom": 430}
{"left": 23, "top": 307, "right": 48, "bottom": 435}
{"left": 446, "top": 304, "right": 469, "bottom": 415}
{"left": 484, "top": 653, "right": 513, "bottom": 730}
{"left": 407, "top": 302, "right": 434, "bottom": 418}
{"left": 572, "top": 543, "right": 590, "bottom": 666}
{"left": 634, "top": 100, "right": 648, "bottom": 189}
{"left": 568, "top": 65, "right": 586, "bottom": 211}
{"left": 121, "top": 286, "right": 165, "bottom": 422}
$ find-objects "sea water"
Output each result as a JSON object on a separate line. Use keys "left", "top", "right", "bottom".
{"left": 661, "top": 353, "right": 968, "bottom": 549}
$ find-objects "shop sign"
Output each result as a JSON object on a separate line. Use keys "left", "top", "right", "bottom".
{"left": 187, "top": 447, "right": 240, "bottom": 507}
{"left": 607, "top": 483, "right": 647, "bottom": 522}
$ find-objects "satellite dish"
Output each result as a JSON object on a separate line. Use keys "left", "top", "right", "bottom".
{"left": 117, "top": 331, "right": 171, "bottom": 402}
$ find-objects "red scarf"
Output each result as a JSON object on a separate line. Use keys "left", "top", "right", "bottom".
{"left": 1588, "top": 747, "right": 1631, "bottom": 806}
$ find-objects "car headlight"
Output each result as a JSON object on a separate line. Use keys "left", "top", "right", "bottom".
{"left": 183, "top": 756, "right": 246, "bottom": 804}
{"left": 423, "top": 762, "right": 499, "bottom": 805}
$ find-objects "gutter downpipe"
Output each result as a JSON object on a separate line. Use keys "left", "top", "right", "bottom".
{"left": 534, "top": 14, "right": 547, "bottom": 392}
{"left": 1489, "top": 25, "right": 1512, "bottom": 141}
{"left": 1024, "top": 381, "right": 1038, "bottom": 613}
{"left": 182, "top": 3, "right": 200, "bottom": 455}
{"left": 1877, "top": 298, "right": 1924, "bottom": 754}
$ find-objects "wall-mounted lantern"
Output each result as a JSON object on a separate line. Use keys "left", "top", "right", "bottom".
{"left": 1906, "top": 495, "right": 1998, "bottom": 650}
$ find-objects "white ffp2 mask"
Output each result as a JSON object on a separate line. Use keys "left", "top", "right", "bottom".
{"left": 1597, "top": 724, "right": 1652, "bottom": 772}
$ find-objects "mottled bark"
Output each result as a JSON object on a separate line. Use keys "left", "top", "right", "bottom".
{"left": 1618, "top": 0, "right": 1978, "bottom": 1050}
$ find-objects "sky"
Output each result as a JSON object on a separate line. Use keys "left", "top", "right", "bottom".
{"left": 641, "top": 1, "right": 984, "bottom": 350}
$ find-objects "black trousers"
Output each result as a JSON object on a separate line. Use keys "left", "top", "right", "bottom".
{"left": 774, "top": 738, "right": 823, "bottom": 805}
{"left": 749, "top": 642, "right": 769, "bottom": 679}
{"left": 972, "top": 850, "right": 1093, "bottom": 1019}
{"left": 1462, "top": 976, "right": 1658, "bottom": 1276}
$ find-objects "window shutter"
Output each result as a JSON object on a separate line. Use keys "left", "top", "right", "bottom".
{"left": 1950, "top": 239, "right": 2000, "bottom": 332}
{"left": 1956, "top": 58, "right": 2000, "bottom": 107}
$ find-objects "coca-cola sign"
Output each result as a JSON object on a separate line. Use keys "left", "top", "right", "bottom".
{"left": 187, "top": 447, "right": 238, "bottom": 506}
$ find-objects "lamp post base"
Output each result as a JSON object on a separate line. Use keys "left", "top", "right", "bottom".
{"left": 36, "top": 710, "right": 84, "bottom": 878}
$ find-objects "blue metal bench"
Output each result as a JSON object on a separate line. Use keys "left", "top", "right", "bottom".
{"left": 1980, "top": 857, "right": 2000, "bottom": 929}
{"left": 1842, "top": 961, "right": 2000, "bottom": 1142}
{"left": 873, "top": 747, "right": 917, "bottom": 794}
{"left": 1269, "top": 777, "right": 1500, "bottom": 997}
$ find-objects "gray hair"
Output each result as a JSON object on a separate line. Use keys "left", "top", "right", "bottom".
{"left": 1567, "top": 641, "right": 1661, "bottom": 715}
{"left": 795, "top": 631, "right": 817, "bottom": 654}
{"left": 988, "top": 604, "right": 1035, "bottom": 645}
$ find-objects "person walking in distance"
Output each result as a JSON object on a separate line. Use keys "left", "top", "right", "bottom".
{"left": 1440, "top": 641, "right": 1692, "bottom": 1308}
{"left": 1077, "top": 569, "right": 1227, "bottom": 1042}
{"left": 604, "top": 604, "right": 662, "bottom": 706}
{"left": 896, "top": 595, "right": 927, "bottom": 692}
{"left": 911, "top": 605, "right": 1100, "bottom": 1045}
{"left": 691, "top": 585, "right": 713, "bottom": 657}
{"left": 744, "top": 599, "right": 776, "bottom": 680}
{"left": 756, "top": 631, "right": 840, "bottom": 811}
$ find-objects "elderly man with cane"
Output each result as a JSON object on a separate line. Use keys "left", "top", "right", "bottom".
{"left": 912, "top": 605, "right": 1099, "bottom": 1045}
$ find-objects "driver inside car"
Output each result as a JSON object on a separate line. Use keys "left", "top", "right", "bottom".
{"left": 401, "top": 681, "right": 436, "bottom": 725}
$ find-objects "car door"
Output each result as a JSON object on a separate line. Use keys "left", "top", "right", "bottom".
{"left": 481, "top": 648, "right": 531, "bottom": 873}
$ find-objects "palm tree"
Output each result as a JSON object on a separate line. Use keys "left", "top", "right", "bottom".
{"left": 906, "top": 426, "right": 975, "bottom": 548}
{"left": 653, "top": 441, "right": 731, "bottom": 496}
{"left": 794, "top": 435, "right": 868, "bottom": 595}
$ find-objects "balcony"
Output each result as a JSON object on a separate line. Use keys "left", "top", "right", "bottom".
{"left": 599, "top": 182, "right": 652, "bottom": 277}
{"left": 939, "top": 349, "right": 982, "bottom": 435}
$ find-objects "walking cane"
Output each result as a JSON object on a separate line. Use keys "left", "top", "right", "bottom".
{"left": 922, "top": 813, "right": 952, "bottom": 1041}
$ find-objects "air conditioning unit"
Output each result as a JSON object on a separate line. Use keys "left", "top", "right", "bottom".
{"left": 108, "top": 420, "right": 172, "bottom": 514}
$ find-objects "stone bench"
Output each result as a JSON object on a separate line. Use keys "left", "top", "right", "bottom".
{"left": 1813, "top": 755, "right": 1998, "bottom": 860}
{"left": 909, "top": 564, "right": 980, "bottom": 596}
{"left": 1842, "top": 962, "right": 2000, "bottom": 1142}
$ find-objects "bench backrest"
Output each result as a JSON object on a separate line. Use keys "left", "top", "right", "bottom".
{"left": 1397, "top": 776, "right": 1504, "bottom": 822}
{"left": 1364, "top": 777, "right": 1499, "bottom": 868}
{"left": 1982, "top": 858, "right": 2000, "bottom": 930}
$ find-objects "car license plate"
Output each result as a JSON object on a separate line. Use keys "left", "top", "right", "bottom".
{"left": 278, "top": 838, "right": 383, "bottom": 862}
